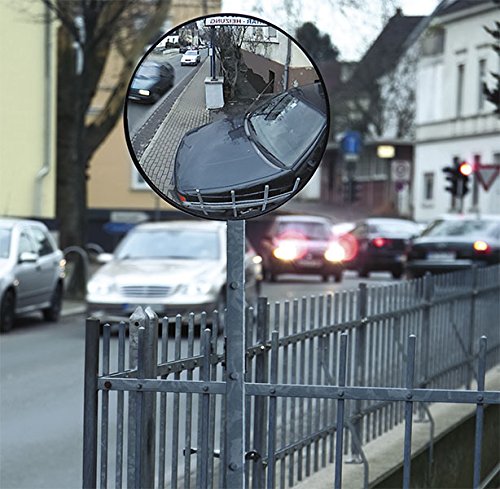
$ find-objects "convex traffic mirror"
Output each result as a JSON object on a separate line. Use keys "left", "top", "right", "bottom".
{"left": 124, "top": 13, "right": 329, "bottom": 220}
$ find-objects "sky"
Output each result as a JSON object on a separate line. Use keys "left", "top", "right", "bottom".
{"left": 221, "top": 0, "right": 440, "bottom": 60}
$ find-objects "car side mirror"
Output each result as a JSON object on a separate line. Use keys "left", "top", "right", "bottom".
{"left": 97, "top": 253, "right": 114, "bottom": 264}
{"left": 19, "top": 251, "right": 38, "bottom": 263}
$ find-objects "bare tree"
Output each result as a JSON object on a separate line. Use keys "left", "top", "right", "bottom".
{"left": 40, "top": 0, "right": 172, "bottom": 296}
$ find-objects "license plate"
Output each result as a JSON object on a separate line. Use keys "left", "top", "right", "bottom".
{"left": 427, "top": 252, "right": 455, "bottom": 261}
{"left": 298, "top": 259, "right": 323, "bottom": 268}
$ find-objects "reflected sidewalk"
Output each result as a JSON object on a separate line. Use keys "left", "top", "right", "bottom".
{"left": 139, "top": 58, "right": 211, "bottom": 200}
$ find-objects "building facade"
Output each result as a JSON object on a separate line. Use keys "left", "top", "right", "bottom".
{"left": 0, "top": 3, "right": 57, "bottom": 220}
{"left": 413, "top": 0, "right": 500, "bottom": 222}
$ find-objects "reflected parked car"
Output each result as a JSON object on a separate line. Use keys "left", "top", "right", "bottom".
{"left": 0, "top": 218, "right": 65, "bottom": 333}
{"left": 180, "top": 49, "right": 200, "bottom": 65}
{"left": 259, "top": 215, "right": 344, "bottom": 282}
{"left": 341, "top": 218, "right": 421, "bottom": 279}
{"left": 128, "top": 61, "right": 175, "bottom": 103}
{"left": 405, "top": 214, "right": 500, "bottom": 278}
{"left": 86, "top": 221, "right": 261, "bottom": 322}
{"left": 174, "top": 82, "right": 328, "bottom": 218}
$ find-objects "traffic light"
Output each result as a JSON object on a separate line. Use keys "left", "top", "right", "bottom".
{"left": 458, "top": 161, "right": 473, "bottom": 196}
{"left": 443, "top": 165, "right": 459, "bottom": 196}
{"left": 343, "top": 178, "right": 361, "bottom": 203}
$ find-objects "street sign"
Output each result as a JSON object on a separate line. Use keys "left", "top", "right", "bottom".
{"left": 391, "top": 160, "right": 411, "bottom": 182}
{"left": 204, "top": 16, "right": 267, "bottom": 27}
{"left": 341, "top": 131, "right": 362, "bottom": 159}
{"left": 476, "top": 164, "right": 500, "bottom": 191}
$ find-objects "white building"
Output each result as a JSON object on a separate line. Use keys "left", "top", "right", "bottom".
{"left": 413, "top": 0, "right": 500, "bottom": 223}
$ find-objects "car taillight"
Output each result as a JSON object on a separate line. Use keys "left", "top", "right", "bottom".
{"left": 372, "top": 237, "right": 387, "bottom": 247}
{"left": 338, "top": 233, "right": 358, "bottom": 261}
{"left": 473, "top": 240, "right": 490, "bottom": 253}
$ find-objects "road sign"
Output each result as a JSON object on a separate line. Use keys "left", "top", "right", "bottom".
{"left": 391, "top": 160, "right": 411, "bottom": 182}
{"left": 341, "top": 131, "right": 362, "bottom": 159}
{"left": 476, "top": 164, "right": 500, "bottom": 191}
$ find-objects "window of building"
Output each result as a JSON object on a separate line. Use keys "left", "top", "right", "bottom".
{"left": 423, "top": 172, "right": 434, "bottom": 201}
{"left": 131, "top": 166, "right": 149, "bottom": 190}
{"left": 456, "top": 64, "right": 464, "bottom": 117}
{"left": 478, "top": 59, "right": 486, "bottom": 111}
{"left": 267, "top": 27, "right": 277, "bottom": 39}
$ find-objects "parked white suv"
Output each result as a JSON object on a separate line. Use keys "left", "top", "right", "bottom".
{"left": 0, "top": 218, "right": 65, "bottom": 332}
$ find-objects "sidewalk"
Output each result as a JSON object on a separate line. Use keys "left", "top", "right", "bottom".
{"left": 139, "top": 57, "right": 211, "bottom": 201}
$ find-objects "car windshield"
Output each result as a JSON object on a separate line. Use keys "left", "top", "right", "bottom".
{"left": 369, "top": 221, "right": 419, "bottom": 234}
{"left": 135, "top": 65, "right": 159, "bottom": 79}
{"left": 115, "top": 229, "right": 220, "bottom": 260}
{"left": 422, "top": 219, "right": 500, "bottom": 238}
{"left": 0, "top": 228, "right": 11, "bottom": 258}
{"left": 185, "top": 50, "right": 198, "bottom": 55}
{"left": 247, "top": 91, "right": 325, "bottom": 168}
{"left": 277, "top": 222, "right": 330, "bottom": 240}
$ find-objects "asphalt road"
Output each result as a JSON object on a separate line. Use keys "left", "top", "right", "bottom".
{"left": 0, "top": 272, "right": 397, "bottom": 489}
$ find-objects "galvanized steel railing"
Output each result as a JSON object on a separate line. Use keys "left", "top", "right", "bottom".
{"left": 83, "top": 265, "right": 500, "bottom": 488}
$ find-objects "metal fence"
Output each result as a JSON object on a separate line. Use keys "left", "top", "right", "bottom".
{"left": 83, "top": 265, "right": 500, "bottom": 489}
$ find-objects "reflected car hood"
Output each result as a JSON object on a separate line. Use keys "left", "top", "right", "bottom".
{"left": 175, "top": 117, "right": 286, "bottom": 193}
{"left": 131, "top": 78, "right": 158, "bottom": 90}
{"left": 94, "top": 259, "right": 224, "bottom": 283}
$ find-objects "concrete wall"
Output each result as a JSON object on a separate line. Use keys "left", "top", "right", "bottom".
{"left": 373, "top": 405, "right": 500, "bottom": 488}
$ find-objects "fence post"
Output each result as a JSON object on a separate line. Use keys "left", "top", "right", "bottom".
{"left": 349, "top": 283, "right": 367, "bottom": 462}
{"left": 83, "top": 317, "right": 100, "bottom": 489}
{"left": 252, "top": 296, "right": 269, "bottom": 489}
{"left": 418, "top": 273, "right": 433, "bottom": 422}
{"left": 127, "top": 307, "right": 158, "bottom": 488}
{"left": 225, "top": 220, "right": 246, "bottom": 489}
{"left": 467, "top": 265, "right": 478, "bottom": 390}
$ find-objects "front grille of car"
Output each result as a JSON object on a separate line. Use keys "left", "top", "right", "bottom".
{"left": 119, "top": 286, "right": 173, "bottom": 298}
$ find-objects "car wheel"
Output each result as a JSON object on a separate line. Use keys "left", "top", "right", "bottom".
{"left": 42, "top": 282, "right": 63, "bottom": 322}
{"left": 391, "top": 269, "right": 403, "bottom": 280}
{"left": 322, "top": 274, "right": 330, "bottom": 282}
{"left": 359, "top": 267, "right": 370, "bottom": 278}
{"left": 0, "top": 289, "right": 15, "bottom": 333}
{"left": 264, "top": 268, "right": 277, "bottom": 282}
{"left": 334, "top": 272, "right": 343, "bottom": 283}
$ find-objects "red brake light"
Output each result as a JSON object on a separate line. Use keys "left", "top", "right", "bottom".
{"left": 372, "top": 237, "right": 387, "bottom": 248}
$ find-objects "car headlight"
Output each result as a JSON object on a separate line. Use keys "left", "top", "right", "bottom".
{"left": 87, "top": 279, "right": 117, "bottom": 296}
{"left": 183, "top": 282, "right": 214, "bottom": 296}
{"left": 138, "top": 89, "right": 150, "bottom": 96}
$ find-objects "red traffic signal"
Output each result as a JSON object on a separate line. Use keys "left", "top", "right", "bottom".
{"left": 458, "top": 161, "right": 473, "bottom": 176}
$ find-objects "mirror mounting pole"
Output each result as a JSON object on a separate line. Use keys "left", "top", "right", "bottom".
{"left": 210, "top": 26, "right": 217, "bottom": 81}
{"left": 225, "top": 219, "right": 246, "bottom": 487}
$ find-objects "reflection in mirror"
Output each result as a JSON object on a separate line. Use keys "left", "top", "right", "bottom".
{"left": 125, "top": 14, "right": 329, "bottom": 220}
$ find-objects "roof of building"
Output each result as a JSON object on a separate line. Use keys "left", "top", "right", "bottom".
{"left": 434, "top": 0, "right": 494, "bottom": 16}
{"left": 348, "top": 9, "right": 424, "bottom": 90}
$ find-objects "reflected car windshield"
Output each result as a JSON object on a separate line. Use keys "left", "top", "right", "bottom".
{"left": 422, "top": 219, "right": 500, "bottom": 238}
{"left": 277, "top": 222, "right": 330, "bottom": 240}
{"left": 135, "top": 65, "right": 159, "bottom": 79}
{"left": 115, "top": 229, "right": 220, "bottom": 260}
{"left": 185, "top": 50, "right": 198, "bottom": 55}
{"left": 0, "top": 228, "right": 11, "bottom": 258}
{"left": 247, "top": 91, "right": 325, "bottom": 168}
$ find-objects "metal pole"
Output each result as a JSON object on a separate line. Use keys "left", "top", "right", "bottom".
{"left": 225, "top": 220, "right": 246, "bottom": 488}
{"left": 471, "top": 154, "right": 480, "bottom": 213}
{"left": 82, "top": 318, "right": 100, "bottom": 489}
{"left": 210, "top": 26, "right": 216, "bottom": 81}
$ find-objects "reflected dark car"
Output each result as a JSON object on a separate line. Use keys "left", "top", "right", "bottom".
{"left": 259, "top": 215, "right": 344, "bottom": 282}
{"left": 174, "top": 83, "right": 327, "bottom": 218}
{"left": 341, "top": 218, "right": 421, "bottom": 279}
{"left": 128, "top": 61, "right": 174, "bottom": 104}
{"left": 405, "top": 214, "right": 500, "bottom": 278}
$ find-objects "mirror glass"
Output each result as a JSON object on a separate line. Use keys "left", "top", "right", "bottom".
{"left": 124, "top": 14, "right": 329, "bottom": 220}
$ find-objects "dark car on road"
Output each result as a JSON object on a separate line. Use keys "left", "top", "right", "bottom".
{"left": 259, "top": 215, "right": 344, "bottom": 282}
{"left": 405, "top": 214, "right": 500, "bottom": 278}
{"left": 341, "top": 218, "right": 421, "bottom": 279}
{"left": 128, "top": 61, "right": 175, "bottom": 104}
{"left": 174, "top": 82, "right": 328, "bottom": 219}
